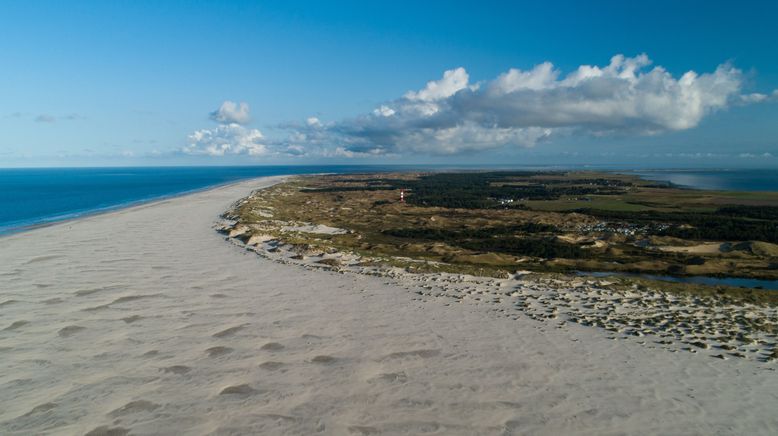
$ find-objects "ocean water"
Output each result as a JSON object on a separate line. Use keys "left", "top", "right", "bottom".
{"left": 628, "top": 169, "right": 778, "bottom": 192}
{"left": 0, "top": 166, "right": 386, "bottom": 234}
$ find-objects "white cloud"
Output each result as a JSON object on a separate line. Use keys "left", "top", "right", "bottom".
{"left": 740, "top": 90, "right": 778, "bottom": 104}
{"left": 284, "top": 144, "right": 307, "bottom": 156}
{"left": 493, "top": 62, "right": 558, "bottom": 92}
{"left": 373, "top": 105, "right": 396, "bottom": 117}
{"left": 739, "top": 93, "right": 768, "bottom": 104}
{"left": 209, "top": 101, "right": 251, "bottom": 124}
{"left": 183, "top": 123, "right": 267, "bottom": 156}
{"left": 404, "top": 67, "right": 472, "bottom": 101}
{"left": 183, "top": 101, "right": 268, "bottom": 157}
{"left": 284, "top": 54, "right": 769, "bottom": 156}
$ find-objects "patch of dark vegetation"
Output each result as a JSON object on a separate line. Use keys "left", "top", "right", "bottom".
{"left": 384, "top": 224, "right": 587, "bottom": 259}
{"left": 306, "top": 172, "right": 632, "bottom": 209}
{"left": 716, "top": 205, "right": 778, "bottom": 220}
{"left": 403, "top": 172, "right": 629, "bottom": 208}
{"left": 576, "top": 209, "right": 778, "bottom": 243}
{"left": 461, "top": 237, "right": 588, "bottom": 259}
{"left": 384, "top": 223, "right": 557, "bottom": 239}
{"left": 301, "top": 186, "right": 396, "bottom": 193}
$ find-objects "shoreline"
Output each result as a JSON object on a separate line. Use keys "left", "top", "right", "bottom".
{"left": 1, "top": 175, "right": 777, "bottom": 434}
{"left": 0, "top": 176, "right": 288, "bottom": 239}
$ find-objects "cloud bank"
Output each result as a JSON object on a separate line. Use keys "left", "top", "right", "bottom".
{"left": 183, "top": 55, "right": 774, "bottom": 159}
{"left": 285, "top": 54, "right": 772, "bottom": 156}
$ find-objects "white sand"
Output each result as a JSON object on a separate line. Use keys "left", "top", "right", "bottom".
{"left": 1, "top": 176, "right": 776, "bottom": 435}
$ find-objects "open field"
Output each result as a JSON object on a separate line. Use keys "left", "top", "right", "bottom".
{"left": 229, "top": 171, "right": 778, "bottom": 285}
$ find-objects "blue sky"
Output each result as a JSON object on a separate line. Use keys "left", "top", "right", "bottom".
{"left": 1, "top": 0, "right": 777, "bottom": 167}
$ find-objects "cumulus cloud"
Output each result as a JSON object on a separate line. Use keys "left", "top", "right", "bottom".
{"left": 283, "top": 54, "right": 772, "bottom": 156}
{"left": 404, "top": 67, "right": 473, "bottom": 102}
{"left": 184, "top": 101, "right": 272, "bottom": 157}
{"left": 183, "top": 123, "right": 267, "bottom": 156}
{"left": 209, "top": 101, "right": 251, "bottom": 124}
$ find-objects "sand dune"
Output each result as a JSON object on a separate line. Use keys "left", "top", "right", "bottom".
{"left": 1, "top": 177, "right": 777, "bottom": 435}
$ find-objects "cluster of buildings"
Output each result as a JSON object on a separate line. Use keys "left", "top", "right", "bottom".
{"left": 577, "top": 221, "right": 671, "bottom": 237}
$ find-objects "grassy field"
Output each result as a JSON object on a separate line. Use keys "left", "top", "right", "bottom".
{"left": 230, "top": 171, "right": 778, "bottom": 287}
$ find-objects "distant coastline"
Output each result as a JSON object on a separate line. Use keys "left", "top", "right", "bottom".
{"left": 0, "top": 166, "right": 379, "bottom": 235}
{"left": 624, "top": 168, "right": 778, "bottom": 192}
{"left": 0, "top": 177, "right": 269, "bottom": 237}
{"left": 2, "top": 166, "right": 776, "bottom": 235}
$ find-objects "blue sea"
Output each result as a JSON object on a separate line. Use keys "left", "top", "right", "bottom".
{"left": 627, "top": 169, "right": 778, "bottom": 192}
{"left": 1, "top": 166, "right": 777, "bottom": 235}
{"left": 0, "top": 166, "right": 387, "bottom": 235}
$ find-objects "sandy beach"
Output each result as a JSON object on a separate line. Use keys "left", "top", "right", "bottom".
{"left": 1, "top": 176, "right": 777, "bottom": 435}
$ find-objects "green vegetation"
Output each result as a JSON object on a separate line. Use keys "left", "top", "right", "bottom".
{"left": 231, "top": 171, "right": 778, "bottom": 288}
{"left": 576, "top": 209, "right": 778, "bottom": 243}
{"left": 383, "top": 224, "right": 587, "bottom": 258}
{"left": 402, "top": 172, "right": 631, "bottom": 208}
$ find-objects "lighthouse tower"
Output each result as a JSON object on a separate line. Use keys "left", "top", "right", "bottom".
{"left": 400, "top": 189, "right": 405, "bottom": 203}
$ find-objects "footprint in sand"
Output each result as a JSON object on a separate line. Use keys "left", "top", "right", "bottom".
{"left": 380, "top": 349, "right": 440, "bottom": 361}
{"left": 0, "top": 299, "right": 20, "bottom": 307}
{"left": 58, "top": 325, "right": 86, "bottom": 337}
{"left": 212, "top": 324, "right": 248, "bottom": 338}
{"left": 82, "top": 304, "right": 111, "bottom": 312}
{"left": 219, "top": 384, "right": 260, "bottom": 396}
{"left": 4, "top": 320, "right": 29, "bottom": 331}
{"left": 160, "top": 365, "right": 191, "bottom": 375}
{"left": 205, "top": 346, "right": 233, "bottom": 357}
{"left": 22, "top": 402, "right": 57, "bottom": 417}
{"left": 121, "top": 315, "right": 142, "bottom": 324}
{"left": 260, "top": 342, "right": 285, "bottom": 351}
{"left": 348, "top": 425, "right": 380, "bottom": 435}
{"left": 74, "top": 285, "right": 120, "bottom": 297}
{"left": 310, "top": 355, "right": 337, "bottom": 364}
{"left": 395, "top": 398, "right": 434, "bottom": 409}
{"left": 368, "top": 372, "right": 408, "bottom": 385}
{"left": 42, "top": 297, "right": 63, "bottom": 304}
{"left": 259, "top": 361, "right": 286, "bottom": 371}
{"left": 108, "top": 400, "right": 160, "bottom": 417}
{"left": 110, "top": 294, "right": 159, "bottom": 305}
{"left": 23, "top": 254, "right": 64, "bottom": 264}
{"left": 84, "top": 426, "right": 130, "bottom": 436}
